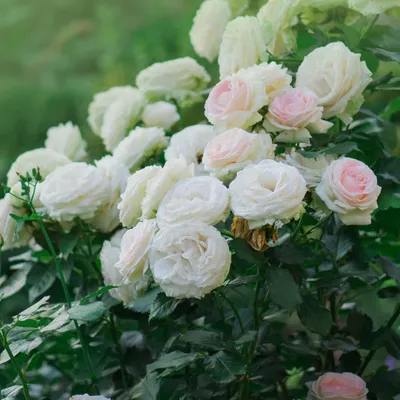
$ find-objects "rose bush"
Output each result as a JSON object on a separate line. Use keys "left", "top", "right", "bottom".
{"left": 0, "top": 1, "right": 399, "bottom": 399}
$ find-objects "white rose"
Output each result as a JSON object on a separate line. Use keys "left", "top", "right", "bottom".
{"left": 281, "top": 152, "right": 336, "bottom": 188}
{"left": 88, "top": 156, "right": 130, "bottom": 233}
{"left": 9, "top": 181, "right": 43, "bottom": 211}
{"left": 257, "top": 0, "right": 303, "bottom": 57}
{"left": 70, "top": 395, "right": 110, "bottom": 400}
{"left": 45, "top": 122, "right": 87, "bottom": 161}
{"left": 190, "top": 0, "right": 232, "bottom": 62}
{"left": 118, "top": 159, "right": 194, "bottom": 227}
{"left": 40, "top": 163, "right": 109, "bottom": 222}
{"left": 236, "top": 62, "right": 292, "bottom": 101}
{"left": 164, "top": 125, "right": 217, "bottom": 173}
{"left": 218, "top": 16, "right": 264, "bottom": 79}
{"left": 203, "top": 128, "right": 276, "bottom": 182}
{"left": 7, "top": 148, "right": 71, "bottom": 187}
{"left": 88, "top": 86, "right": 146, "bottom": 151}
{"left": 136, "top": 57, "right": 211, "bottom": 106}
{"left": 157, "top": 176, "right": 229, "bottom": 228}
{"left": 0, "top": 194, "right": 31, "bottom": 250}
{"left": 316, "top": 157, "right": 381, "bottom": 225}
{"left": 116, "top": 219, "right": 157, "bottom": 283}
{"left": 296, "top": 42, "right": 372, "bottom": 124}
{"left": 149, "top": 223, "right": 231, "bottom": 299}
{"left": 112, "top": 127, "right": 167, "bottom": 172}
{"left": 229, "top": 160, "right": 307, "bottom": 228}
{"left": 348, "top": 0, "right": 398, "bottom": 15}
{"left": 142, "top": 101, "right": 180, "bottom": 130}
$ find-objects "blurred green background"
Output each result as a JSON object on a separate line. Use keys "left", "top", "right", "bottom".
{"left": 0, "top": 0, "right": 203, "bottom": 185}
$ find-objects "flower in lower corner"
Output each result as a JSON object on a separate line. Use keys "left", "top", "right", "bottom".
{"left": 306, "top": 372, "right": 368, "bottom": 400}
{"left": 316, "top": 157, "right": 381, "bottom": 225}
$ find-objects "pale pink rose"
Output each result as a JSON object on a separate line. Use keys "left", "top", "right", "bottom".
{"left": 265, "top": 87, "right": 333, "bottom": 138}
{"left": 316, "top": 157, "right": 381, "bottom": 225}
{"left": 202, "top": 128, "right": 275, "bottom": 182}
{"left": 307, "top": 372, "right": 368, "bottom": 400}
{"left": 205, "top": 74, "right": 268, "bottom": 131}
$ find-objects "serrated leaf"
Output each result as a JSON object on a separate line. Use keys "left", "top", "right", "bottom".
{"left": 79, "top": 285, "right": 117, "bottom": 304}
{"left": 147, "top": 351, "right": 199, "bottom": 373}
{"left": 58, "top": 232, "right": 80, "bottom": 257}
{"left": 149, "top": 293, "right": 180, "bottom": 321}
{"left": 297, "top": 294, "right": 332, "bottom": 336}
{"left": 235, "top": 330, "right": 257, "bottom": 345}
{"left": 127, "top": 287, "right": 161, "bottom": 313}
{"left": 0, "top": 337, "right": 43, "bottom": 364}
{"left": 205, "top": 351, "right": 246, "bottom": 383}
{"left": 269, "top": 267, "right": 302, "bottom": 311}
{"left": 1, "top": 385, "right": 22, "bottom": 398}
{"left": 229, "top": 238, "right": 266, "bottom": 265}
{"left": 181, "top": 330, "right": 223, "bottom": 350}
{"left": 130, "top": 372, "right": 160, "bottom": 400}
{"left": 68, "top": 301, "right": 106, "bottom": 323}
{"left": 0, "top": 263, "right": 31, "bottom": 300}
{"left": 28, "top": 267, "right": 56, "bottom": 302}
{"left": 18, "top": 296, "right": 50, "bottom": 320}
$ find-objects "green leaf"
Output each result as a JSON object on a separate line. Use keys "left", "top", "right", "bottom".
{"left": 147, "top": 351, "right": 199, "bottom": 373}
{"left": 0, "top": 264, "right": 31, "bottom": 300}
{"left": 322, "top": 338, "right": 358, "bottom": 352}
{"left": 58, "top": 232, "right": 80, "bottom": 257}
{"left": 68, "top": 301, "right": 106, "bottom": 323}
{"left": 230, "top": 238, "right": 266, "bottom": 265}
{"left": 268, "top": 267, "right": 302, "bottom": 310}
{"left": 181, "top": 330, "right": 223, "bottom": 350}
{"left": 378, "top": 186, "right": 400, "bottom": 210}
{"left": 130, "top": 372, "right": 160, "bottom": 400}
{"left": 1, "top": 385, "right": 22, "bottom": 398}
{"left": 375, "top": 257, "right": 400, "bottom": 284}
{"left": 301, "top": 142, "right": 360, "bottom": 158}
{"left": 127, "top": 287, "right": 161, "bottom": 313}
{"left": 79, "top": 286, "right": 117, "bottom": 304}
{"left": 149, "top": 293, "right": 180, "bottom": 321}
{"left": 0, "top": 337, "right": 43, "bottom": 364}
{"left": 205, "top": 351, "right": 246, "bottom": 383}
{"left": 346, "top": 311, "right": 373, "bottom": 341}
{"left": 18, "top": 296, "right": 50, "bottom": 320}
{"left": 369, "top": 47, "right": 400, "bottom": 63}
{"left": 375, "top": 157, "right": 400, "bottom": 184}
{"left": 235, "top": 330, "right": 257, "bottom": 345}
{"left": 28, "top": 266, "right": 56, "bottom": 303}
{"left": 297, "top": 294, "right": 332, "bottom": 336}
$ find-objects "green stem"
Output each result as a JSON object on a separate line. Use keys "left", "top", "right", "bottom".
{"left": 109, "top": 316, "right": 128, "bottom": 390}
{"left": 1, "top": 331, "right": 31, "bottom": 400}
{"left": 359, "top": 302, "right": 400, "bottom": 376}
{"left": 298, "top": 213, "right": 332, "bottom": 241}
{"left": 37, "top": 219, "right": 99, "bottom": 394}
{"left": 219, "top": 292, "right": 245, "bottom": 335}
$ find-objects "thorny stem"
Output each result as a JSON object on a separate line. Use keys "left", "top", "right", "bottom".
{"left": 1, "top": 331, "right": 31, "bottom": 400}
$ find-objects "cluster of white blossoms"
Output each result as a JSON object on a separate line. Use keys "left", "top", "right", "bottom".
{"left": 0, "top": 0, "right": 384, "bottom": 306}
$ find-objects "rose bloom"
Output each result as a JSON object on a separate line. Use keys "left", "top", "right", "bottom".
{"left": 205, "top": 74, "right": 269, "bottom": 131}
{"left": 218, "top": 16, "right": 264, "bottom": 79}
{"left": 45, "top": 122, "right": 87, "bottom": 161}
{"left": 307, "top": 372, "right": 368, "bottom": 400}
{"left": 7, "top": 148, "right": 71, "bottom": 187}
{"left": 190, "top": 0, "right": 232, "bottom": 62}
{"left": 296, "top": 42, "right": 372, "bottom": 124}
{"left": 149, "top": 223, "right": 231, "bottom": 299}
{"left": 100, "top": 230, "right": 148, "bottom": 304}
{"left": 142, "top": 101, "right": 180, "bottom": 130}
{"left": 203, "top": 128, "right": 276, "bottom": 182}
{"left": 157, "top": 176, "right": 229, "bottom": 228}
{"left": 164, "top": 124, "right": 217, "bottom": 173}
{"left": 40, "top": 163, "right": 109, "bottom": 222}
{"left": 316, "top": 157, "right": 381, "bottom": 225}
{"left": 116, "top": 219, "right": 157, "bottom": 282}
{"left": 229, "top": 159, "right": 307, "bottom": 229}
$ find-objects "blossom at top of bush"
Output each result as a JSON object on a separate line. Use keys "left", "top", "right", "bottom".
{"left": 257, "top": 0, "right": 303, "bottom": 57}
{"left": 218, "top": 16, "right": 264, "bottom": 79}
{"left": 7, "top": 148, "right": 71, "bottom": 187}
{"left": 229, "top": 159, "right": 307, "bottom": 229}
{"left": 141, "top": 101, "right": 180, "bottom": 130}
{"left": 280, "top": 152, "right": 336, "bottom": 188}
{"left": 136, "top": 57, "right": 211, "bottom": 107}
{"left": 264, "top": 87, "right": 333, "bottom": 144}
{"left": 164, "top": 124, "right": 217, "bottom": 172}
{"left": 306, "top": 372, "right": 368, "bottom": 399}
{"left": 190, "top": 0, "right": 232, "bottom": 62}
{"left": 0, "top": 194, "right": 32, "bottom": 250}
{"left": 88, "top": 156, "right": 130, "bottom": 233}
{"left": 203, "top": 128, "right": 275, "bottom": 183}
{"left": 296, "top": 42, "right": 372, "bottom": 124}
{"left": 316, "top": 157, "right": 381, "bottom": 225}
{"left": 39, "top": 162, "right": 109, "bottom": 222}
{"left": 348, "top": 0, "right": 399, "bottom": 15}
{"left": 205, "top": 71, "right": 269, "bottom": 131}
{"left": 88, "top": 86, "right": 146, "bottom": 151}
{"left": 116, "top": 219, "right": 157, "bottom": 284}
{"left": 112, "top": 126, "right": 167, "bottom": 172}
{"left": 157, "top": 176, "right": 229, "bottom": 228}
{"left": 149, "top": 223, "right": 231, "bottom": 299}
{"left": 45, "top": 122, "right": 87, "bottom": 161}
{"left": 100, "top": 229, "right": 148, "bottom": 304}
{"left": 118, "top": 158, "right": 194, "bottom": 227}
{"left": 70, "top": 395, "right": 111, "bottom": 400}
